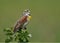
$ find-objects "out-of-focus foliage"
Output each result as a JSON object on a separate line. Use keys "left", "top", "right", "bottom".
{"left": 4, "top": 27, "right": 32, "bottom": 43}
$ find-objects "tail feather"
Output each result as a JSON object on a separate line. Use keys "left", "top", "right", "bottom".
{"left": 13, "top": 28, "right": 17, "bottom": 33}
{"left": 13, "top": 27, "right": 22, "bottom": 33}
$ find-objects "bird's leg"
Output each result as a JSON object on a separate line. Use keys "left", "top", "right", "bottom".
{"left": 17, "top": 27, "right": 22, "bottom": 32}
{"left": 24, "top": 27, "right": 27, "bottom": 30}
{"left": 19, "top": 27, "right": 22, "bottom": 31}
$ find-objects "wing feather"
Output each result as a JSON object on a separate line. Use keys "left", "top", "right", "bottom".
{"left": 13, "top": 16, "right": 28, "bottom": 32}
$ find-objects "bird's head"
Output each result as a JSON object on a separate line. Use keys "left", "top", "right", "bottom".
{"left": 23, "top": 9, "right": 32, "bottom": 20}
{"left": 24, "top": 9, "right": 31, "bottom": 16}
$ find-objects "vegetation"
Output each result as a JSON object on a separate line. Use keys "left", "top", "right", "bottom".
{"left": 4, "top": 27, "right": 32, "bottom": 43}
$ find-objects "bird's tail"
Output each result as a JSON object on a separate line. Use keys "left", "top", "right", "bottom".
{"left": 13, "top": 27, "right": 22, "bottom": 33}
{"left": 13, "top": 27, "right": 17, "bottom": 33}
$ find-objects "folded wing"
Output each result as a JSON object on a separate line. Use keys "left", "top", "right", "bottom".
{"left": 13, "top": 16, "right": 28, "bottom": 32}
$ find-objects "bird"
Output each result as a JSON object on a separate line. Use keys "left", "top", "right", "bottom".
{"left": 13, "top": 9, "right": 32, "bottom": 33}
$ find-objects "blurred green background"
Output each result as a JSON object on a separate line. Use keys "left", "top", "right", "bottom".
{"left": 0, "top": 0, "right": 60, "bottom": 42}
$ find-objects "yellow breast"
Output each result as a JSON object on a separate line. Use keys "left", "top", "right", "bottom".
{"left": 28, "top": 16, "right": 32, "bottom": 21}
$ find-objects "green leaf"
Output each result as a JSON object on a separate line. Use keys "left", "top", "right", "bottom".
{"left": 4, "top": 27, "right": 31, "bottom": 43}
